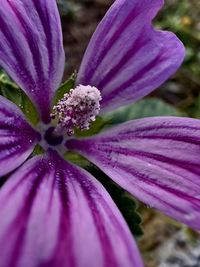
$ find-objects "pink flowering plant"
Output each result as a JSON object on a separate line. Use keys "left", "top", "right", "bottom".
{"left": 0, "top": 0, "right": 200, "bottom": 266}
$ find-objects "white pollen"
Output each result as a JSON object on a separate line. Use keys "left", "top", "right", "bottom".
{"left": 52, "top": 84, "right": 102, "bottom": 135}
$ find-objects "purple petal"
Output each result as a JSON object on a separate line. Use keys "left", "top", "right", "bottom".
{"left": 67, "top": 117, "right": 200, "bottom": 230}
{"left": 0, "top": 150, "right": 143, "bottom": 267}
{"left": 0, "top": 96, "right": 40, "bottom": 176}
{"left": 0, "top": 0, "right": 65, "bottom": 123}
{"left": 77, "top": 0, "right": 185, "bottom": 114}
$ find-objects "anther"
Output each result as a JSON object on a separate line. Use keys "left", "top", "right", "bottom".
{"left": 51, "top": 85, "right": 102, "bottom": 135}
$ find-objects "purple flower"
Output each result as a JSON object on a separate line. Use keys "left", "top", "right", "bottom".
{"left": 0, "top": 0, "right": 199, "bottom": 267}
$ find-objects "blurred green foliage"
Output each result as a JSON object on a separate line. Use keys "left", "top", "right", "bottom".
{"left": 156, "top": 0, "right": 200, "bottom": 118}
{"left": 54, "top": 72, "right": 76, "bottom": 104}
{"left": 0, "top": 70, "right": 39, "bottom": 125}
{"left": 57, "top": 0, "right": 74, "bottom": 18}
{"left": 104, "top": 98, "right": 184, "bottom": 125}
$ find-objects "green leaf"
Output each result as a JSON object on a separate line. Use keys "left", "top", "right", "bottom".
{"left": 30, "top": 144, "right": 44, "bottom": 157}
{"left": 20, "top": 93, "right": 39, "bottom": 125}
{"left": 64, "top": 151, "right": 91, "bottom": 169}
{"left": 104, "top": 98, "right": 184, "bottom": 125}
{"left": 54, "top": 73, "right": 76, "bottom": 104}
{"left": 0, "top": 70, "right": 39, "bottom": 125}
{"left": 0, "top": 70, "right": 21, "bottom": 105}
{"left": 74, "top": 117, "right": 106, "bottom": 137}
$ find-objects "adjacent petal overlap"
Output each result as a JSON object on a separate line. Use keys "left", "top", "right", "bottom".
{"left": 0, "top": 150, "right": 143, "bottom": 267}
{"left": 0, "top": 96, "right": 40, "bottom": 176}
{"left": 0, "top": 0, "right": 65, "bottom": 123}
{"left": 77, "top": 0, "right": 185, "bottom": 114}
{"left": 67, "top": 117, "right": 200, "bottom": 230}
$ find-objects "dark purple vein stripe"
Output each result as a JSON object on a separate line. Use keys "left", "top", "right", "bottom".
{"left": 97, "top": 25, "right": 150, "bottom": 89}
{"left": 81, "top": 4, "right": 147, "bottom": 83}
{"left": 73, "top": 167, "right": 119, "bottom": 267}
{"left": 0, "top": 1, "right": 65, "bottom": 122}
{"left": 0, "top": 96, "right": 40, "bottom": 176}
{"left": 67, "top": 117, "right": 200, "bottom": 230}
{"left": 0, "top": 151, "right": 143, "bottom": 267}
{"left": 31, "top": 0, "right": 64, "bottom": 82}
{"left": 0, "top": 11, "right": 34, "bottom": 81}
{"left": 77, "top": 0, "right": 184, "bottom": 114}
{"left": 78, "top": 0, "right": 163, "bottom": 84}
{"left": 7, "top": 1, "right": 45, "bottom": 80}
{"left": 94, "top": 144, "right": 200, "bottom": 178}
{"left": 99, "top": 54, "right": 166, "bottom": 110}
{"left": 6, "top": 165, "right": 47, "bottom": 267}
{"left": 118, "top": 162, "right": 200, "bottom": 207}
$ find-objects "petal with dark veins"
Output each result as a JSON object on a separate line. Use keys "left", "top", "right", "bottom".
{"left": 0, "top": 95, "right": 40, "bottom": 176}
{"left": 0, "top": 150, "right": 143, "bottom": 267}
{"left": 67, "top": 117, "right": 200, "bottom": 230}
{"left": 0, "top": 0, "right": 65, "bottom": 123}
{"left": 77, "top": 0, "right": 185, "bottom": 114}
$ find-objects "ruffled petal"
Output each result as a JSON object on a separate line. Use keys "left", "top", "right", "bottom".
{"left": 0, "top": 150, "right": 143, "bottom": 267}
{"left": 0, "top": 0, "right": 65, "bottom": 123}
{"left": 77, "top": 0, "right": 185, "bottom": 114}
{"left": 0, "top": 96, "right": 40, "bottom": 176}
{"left": 67, "top": 117, "right": 200, "bottom": 230}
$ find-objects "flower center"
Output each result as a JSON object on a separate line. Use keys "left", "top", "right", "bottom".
{"left": 51, "top": 84, "right": 102, "bottom": 135}
{"left": 44, "top": 127, "right": 63, "bottom": 146}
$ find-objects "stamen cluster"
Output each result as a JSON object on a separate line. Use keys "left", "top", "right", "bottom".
{"left": 52, "top": 85, "right": 102, "bottom": 135}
